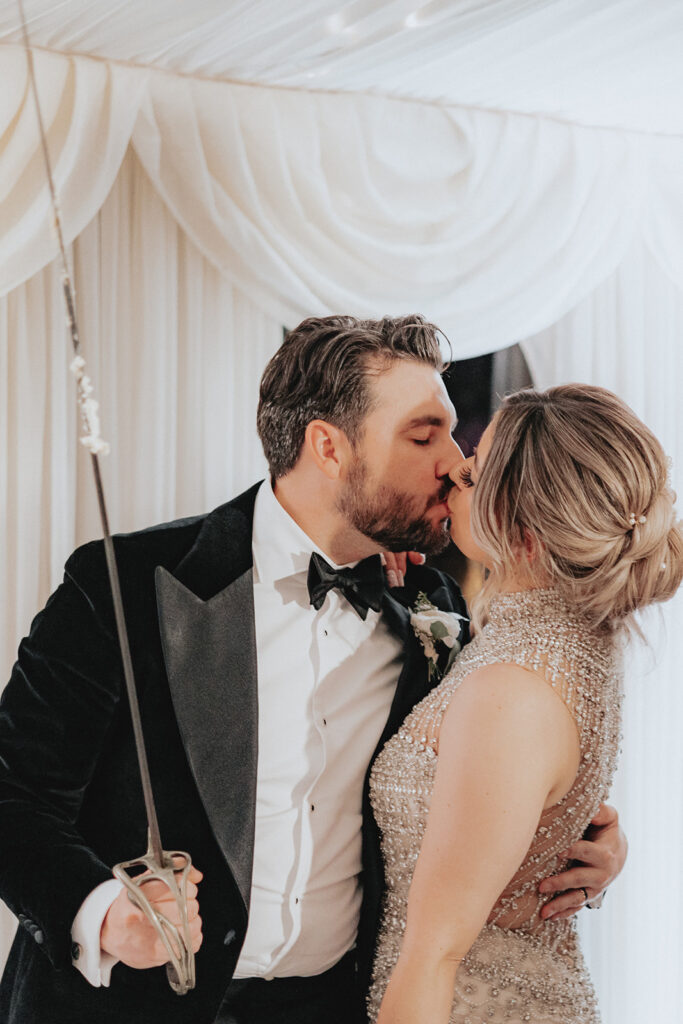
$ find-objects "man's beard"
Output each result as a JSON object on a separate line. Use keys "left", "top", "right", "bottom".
{"left": 337, "top": 456, "right": 452, "bottom": 555}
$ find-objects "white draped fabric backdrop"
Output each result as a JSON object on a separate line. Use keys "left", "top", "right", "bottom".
{"left": 1, "top": 47, "right": 682, "bottom": 1023}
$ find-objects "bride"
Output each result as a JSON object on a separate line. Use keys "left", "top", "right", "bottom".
{"left": 368, "top": 384, "right": 683, "bottom": 1024}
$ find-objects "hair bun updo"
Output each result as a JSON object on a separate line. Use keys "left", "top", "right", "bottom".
{"left": 471, "top": 384, "right": 683, "bottom": 633}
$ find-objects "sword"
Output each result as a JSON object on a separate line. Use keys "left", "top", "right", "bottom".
{"left": 16, "top": 0, "right": 195, "bottom": 994}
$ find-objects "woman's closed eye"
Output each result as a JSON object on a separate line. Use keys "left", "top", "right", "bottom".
{"left": 459, "top": 464, "right": 474, "bottom": 488}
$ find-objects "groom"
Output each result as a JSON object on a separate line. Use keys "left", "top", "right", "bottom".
{"left": 0, "top": 315, "right": 625, "bottom": 1024}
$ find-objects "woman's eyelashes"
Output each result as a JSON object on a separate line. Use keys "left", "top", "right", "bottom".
{"left": 459, "top": 464, "right": 474, "bottom": 488}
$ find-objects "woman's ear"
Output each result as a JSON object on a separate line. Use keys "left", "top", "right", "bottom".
{"left": 521, "top": 527, "right": 544, "bottom": 564}
{"left": 304, "top": 420, "right": 352, "bottom": 481}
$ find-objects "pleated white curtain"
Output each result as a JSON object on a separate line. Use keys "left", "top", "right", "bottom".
{"left": 0, "top": 141, "right": 280, "bottom": 704}
{"left": 522, "top": 239, "right": 683, "bottom": 1022}
{"left": 0, "top": 147, "right": 282, "bottom": 964}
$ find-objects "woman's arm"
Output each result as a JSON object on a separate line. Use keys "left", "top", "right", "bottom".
{"left": 376, "top": 663, "right": 580, "bottom": 1024}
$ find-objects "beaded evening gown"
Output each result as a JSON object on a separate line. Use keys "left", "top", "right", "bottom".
{"left": 368, "top": 588, "right": 623, "bottom": 1024}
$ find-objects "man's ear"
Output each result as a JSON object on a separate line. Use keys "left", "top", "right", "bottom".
{"left": 304, "top": 420, "right": 352, "bottom": 481}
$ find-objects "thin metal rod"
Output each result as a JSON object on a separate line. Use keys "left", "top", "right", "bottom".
{"left": 92, "top": 457, "right": 164, "bottom": 866}
{"left": 17, "top": 0, "right": 79, "bottom": 356}
{"left": 18, "top": 0, "right": 165, "bottom": 868}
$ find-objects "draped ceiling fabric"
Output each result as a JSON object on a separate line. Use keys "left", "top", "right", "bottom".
{"left": 1, "top": 42, "right": 683, "bottom": 349}
{"left": 1, "top": 1, "right": 683, "bottom": 1020}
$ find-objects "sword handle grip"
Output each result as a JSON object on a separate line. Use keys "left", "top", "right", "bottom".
{"left": 112, "top": 844, "right": 196, "bottom": 995}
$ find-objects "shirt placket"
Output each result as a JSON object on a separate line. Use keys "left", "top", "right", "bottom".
{"left": 272, "top": 596, "right": 333, "bottom": 969}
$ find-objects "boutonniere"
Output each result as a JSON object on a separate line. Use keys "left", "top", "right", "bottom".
{"left": 410, "top": 592, "right": 467, "bottom": 681}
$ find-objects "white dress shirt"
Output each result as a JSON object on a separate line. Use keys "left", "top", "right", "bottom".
{"left": 72, "top": 480, "right": 403, "bottom": 984}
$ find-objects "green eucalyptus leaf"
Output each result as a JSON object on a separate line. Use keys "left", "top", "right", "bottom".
{"left": 430, "top": 620, "right": 449, "bottom": 640}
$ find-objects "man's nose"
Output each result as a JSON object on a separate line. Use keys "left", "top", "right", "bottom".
{"left": 438, "top": 439, "right": 465, "bottom": 479}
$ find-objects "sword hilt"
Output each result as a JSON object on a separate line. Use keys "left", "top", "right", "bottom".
{"left": 113, "top": 833, "right": 196, "bottom": 995}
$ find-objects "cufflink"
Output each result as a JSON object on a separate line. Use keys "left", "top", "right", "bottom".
{"left": 71, "top": 942, "right": 81, "bottom": 961}
{"left": 33, "top": 930, "right": 44, "bottom": 945}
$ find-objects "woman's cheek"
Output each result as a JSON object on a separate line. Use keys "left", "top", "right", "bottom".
{"left": 447, "top": 489, "right": 471, "bottom": 546}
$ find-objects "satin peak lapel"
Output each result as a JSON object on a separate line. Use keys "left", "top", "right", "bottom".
{"left": 378, "top": 591, "right": 428, "bottom": 746}
{"left": 155, "top": 565, "right": 257, "bottom": 911}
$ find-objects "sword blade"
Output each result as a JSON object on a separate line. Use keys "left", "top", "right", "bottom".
{"left": 94, "top": 464, "right": 165, "bottom": 867}
{"left": 17, "top": 0, "right": 164, "bottom": 868}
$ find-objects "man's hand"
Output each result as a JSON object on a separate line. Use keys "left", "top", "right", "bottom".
{"left": 101, "top": 864, "right": 203, "bottom": 968}
{"left": 382, "top": 551, "right": 426, "bottom": 588}
{"left": 539, "top": 803, "right": 627, "bottom": 920}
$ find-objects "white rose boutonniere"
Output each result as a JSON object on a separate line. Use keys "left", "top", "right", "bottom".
{"left": 410, "top": 591, "right": 468, "bottom": 681}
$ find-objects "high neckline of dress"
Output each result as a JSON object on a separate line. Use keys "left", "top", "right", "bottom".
{"left": 487, "top": 586, "right": 576, "bottom": 624}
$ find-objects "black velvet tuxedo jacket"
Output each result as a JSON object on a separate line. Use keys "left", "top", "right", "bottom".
{"left": 0, "top": 483, "right": 468, "bottom": 1024}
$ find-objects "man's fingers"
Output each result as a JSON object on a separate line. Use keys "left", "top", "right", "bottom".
{"left": 143, "top": 896, "right": 200, "bottom": 927}
{"left": 185, "top": 901, "right": 200, "bottom": 923}
{"left": 540, "top": 889, "right": 589, "bottom": 920}
{"left": 102, "top": 867, "right": 202, "bottom": 969}
{"left": 564, "top": 839, "right": 609, "bottom": 867}
{"left": 589, "top": 802, "right": 618, "bottom": 828}
{"left": 543, "top": 905, "right": 585, "bottom": 922}
{"left": 138, "top": 871, "right": 200, "bottom": 904}
{"left": 190, "top": 918, "right": 203, "bottom": 953}
{"left": 150, "top": 879, "right": 199, "bottom": 904}
{"left": 140, "top": 907, "right": 203, "bottom": 965}
{"left": 159, "top": 914, "right": 202, "bottom": 959}
{"left": 147, "top": 919, "right": 202, "bottom": 967}
{"left": 539, "top": 866, "right": 604, "bottom": 894}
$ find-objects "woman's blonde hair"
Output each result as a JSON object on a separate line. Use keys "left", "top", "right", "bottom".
{"left": 471, "top": 384, "right": 683, "bottom": 633}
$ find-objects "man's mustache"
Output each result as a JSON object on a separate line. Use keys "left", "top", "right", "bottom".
{"left": 426, "top": 481, "right": 453, "bottom": 510}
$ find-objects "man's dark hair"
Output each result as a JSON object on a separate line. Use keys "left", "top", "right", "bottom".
{"left": 257, "top": 314, "right": 446, "bottom": 479}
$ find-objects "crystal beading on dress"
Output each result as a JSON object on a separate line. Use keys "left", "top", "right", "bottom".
{"left": 367, "top": 587, "right": 623, "bottom": 1024}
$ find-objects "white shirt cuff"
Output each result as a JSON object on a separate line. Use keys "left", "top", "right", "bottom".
{"left": 71, "top": 878, "right": 124, "bottom": 987}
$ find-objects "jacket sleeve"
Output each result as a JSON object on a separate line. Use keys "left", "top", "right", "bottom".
{"left": 0, "top": 542, "right": 122, "bottom": 969}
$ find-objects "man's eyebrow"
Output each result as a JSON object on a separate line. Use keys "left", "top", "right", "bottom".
{"left": 403, "top": 414, "right": 457, "bottom": 430}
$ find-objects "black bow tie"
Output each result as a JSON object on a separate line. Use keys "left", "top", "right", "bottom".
{"left": 307, "top": 552, "right": 386, "bottom": 620}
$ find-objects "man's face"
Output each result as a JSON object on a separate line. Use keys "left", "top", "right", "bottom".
{"left": 336, "top": 359, "right": 464, "bottom": 554}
